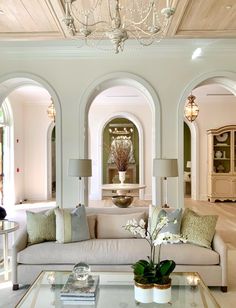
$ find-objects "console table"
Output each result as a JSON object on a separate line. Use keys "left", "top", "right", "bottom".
{"left": 0, "top": 220, "right": 19, "bottom": 280}
{"left": 102, "top": 183, "right": 146, "bottom": 196}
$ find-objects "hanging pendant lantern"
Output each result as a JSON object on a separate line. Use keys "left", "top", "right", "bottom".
{"left": 184, "top": 94, "right": 199, "bottom": 122}
{"left": 47, "top": 98, "right": 56, "bottom": 122}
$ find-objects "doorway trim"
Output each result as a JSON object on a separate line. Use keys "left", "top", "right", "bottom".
{"left": 79, "top": 72, "right": 161, "bottom": 205}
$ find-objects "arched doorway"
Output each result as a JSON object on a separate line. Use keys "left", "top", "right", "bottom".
{"left": 0, "top": 74, "right": 62, "bottom": 207}
{"left": 179, "top": 71, "right": 236, "bottom": 205}
{"left": 81, "top": 73, "right": 161, "bottom": 206}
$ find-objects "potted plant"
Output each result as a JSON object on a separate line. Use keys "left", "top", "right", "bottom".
{"left": 109, "top": 137, "right": 132, "bottom": 183}
{"left": 124, "top": 215, "right": 186, "bottom": 303}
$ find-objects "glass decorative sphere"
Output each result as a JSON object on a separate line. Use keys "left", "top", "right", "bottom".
{"left": 73, "top": 262, "right": 91, "bottom": 281}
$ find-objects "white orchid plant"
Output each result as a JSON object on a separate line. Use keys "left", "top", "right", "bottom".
{"left": 124, "top": 215, "right": 187, "bottom": 285}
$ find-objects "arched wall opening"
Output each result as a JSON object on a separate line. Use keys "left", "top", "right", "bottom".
{"left": 178, "top": 71, "right": 236, "bottom": 206}
{"left": 0, "top": 73, "right": 62, "bottom": 207}
{"left": 89, "top": 110, "right": 145, "bottom": 201}
{"left": 79, "top": 72, "right": 161, "bottom": 206}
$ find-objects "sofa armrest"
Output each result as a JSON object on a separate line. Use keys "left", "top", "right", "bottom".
{"left": 212, "top": 231, "right": 228, "bottom": 288}
{"left": 12, "top": 227, "right": 28, "bottom": 286}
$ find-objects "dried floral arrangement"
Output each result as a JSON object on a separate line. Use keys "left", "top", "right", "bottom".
{"left": 109, "top": 137, "right": 132, "bottom": 171}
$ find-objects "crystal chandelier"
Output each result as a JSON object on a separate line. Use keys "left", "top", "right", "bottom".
{"left": 184, "top": 94, "right": 199, "bottom": 122}
{"left": 63, "top": 0, "right": 175, "bottom": 54}
{"left": 47, "top": 99, "right": 56, "bottom": 122}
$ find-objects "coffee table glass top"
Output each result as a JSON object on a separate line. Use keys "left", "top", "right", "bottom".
{"left": 16, "top": 271, "right": 220, "bottom": 307}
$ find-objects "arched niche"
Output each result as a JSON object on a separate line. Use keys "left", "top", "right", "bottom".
{"left": 178, "top": 71, "right": 236, "bottom": 206}
{"left": 0, "top": 72, "right": 62, "bottom": 206}
{"left": 79, "top": 72, "right": 161, "bottom": 205}
{"left": 89, "top": 111, "right": 144, "bottom": 200}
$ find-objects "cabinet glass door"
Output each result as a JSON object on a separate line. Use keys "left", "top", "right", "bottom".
{"left": 213, "top": 131, "right": 230, "bottom": 173}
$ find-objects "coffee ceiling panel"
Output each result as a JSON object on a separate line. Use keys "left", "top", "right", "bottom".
{"left": 173, "top": 0, "right": 236, "bottom": 37}
{"left": 0, "top": 0, "right": 63, "bottom": 38}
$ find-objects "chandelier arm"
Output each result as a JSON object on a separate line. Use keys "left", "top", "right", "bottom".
{"left": 108, "top": 0, "right": 113, "bottom": 21}
{"left": 70, "top": 6, "right": 108, "bottom": 27}
{"left": 127, "top": 23, "right": 164, "bottom": 37}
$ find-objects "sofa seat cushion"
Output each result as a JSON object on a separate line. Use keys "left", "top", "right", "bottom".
{"left": 18, "top": 239, "right": 150, "bottom": 265}
{"left": 17, "top": 239, "right": 219, "bottom": 266}
{"left": 159, "top": 243, "right": 219, "bottom": 265}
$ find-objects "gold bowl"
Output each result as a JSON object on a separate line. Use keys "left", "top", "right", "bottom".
{"left": 112, "top": 195, "right": 133, "bottom": 208}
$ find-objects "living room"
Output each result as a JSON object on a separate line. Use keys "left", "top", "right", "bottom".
{"left": 0, "top": 0, "right": 236, "bottom": 307}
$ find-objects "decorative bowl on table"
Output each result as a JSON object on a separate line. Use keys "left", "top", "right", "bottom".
{"left": 112, "top": 195, "right": 133, "bottom": 208}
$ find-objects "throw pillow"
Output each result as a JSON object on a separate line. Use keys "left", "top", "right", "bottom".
{"left": 55, "top": 205, "right": 90, "bottom": 243}
{"left": 87, "top": 214, "right": 96, "bottom": 239}
{"left": 27, "top": 209, "right": 56, "bottom": 245}
{"left": 149, "top": 206, "right": 182, "bottom": 235}
{"left": 181, "top": 208, "right": 218, "bottom": 249}
{"left": 97, "top": 212, "right": 146, "bottom": 239}
{"left": 157, "top": 208, "right": 183, "bottom": 235}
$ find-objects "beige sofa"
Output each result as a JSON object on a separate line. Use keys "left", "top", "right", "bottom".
{"left": 12, "top": 207, "right": 228, "bottom": 292}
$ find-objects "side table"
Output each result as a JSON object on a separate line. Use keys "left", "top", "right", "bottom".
{"left": 0, "top": 220, "right": 19, "bottom": 280}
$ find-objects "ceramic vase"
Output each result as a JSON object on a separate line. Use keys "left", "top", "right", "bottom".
{"left": 153, "top": 281, "right": 171, "bottom": 304}
{"left": 118, "top": 171, "right": 126, "bottom": 184}
{"left": 134, "top": 282, "right": 153, "bottom": 303}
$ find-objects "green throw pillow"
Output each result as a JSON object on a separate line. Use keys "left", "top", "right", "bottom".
{"left": 55, "top": 205, "right": 90, "bottom": 243}
{"left": 27, "top": 209, "right": 56, "bottom": 245}
{"left": 181, "top": 208, "right": 218, "bottom": 249}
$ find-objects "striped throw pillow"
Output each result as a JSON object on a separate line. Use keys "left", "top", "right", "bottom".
{"left": 55, "top": 205, "right": 90, "bottom": 243}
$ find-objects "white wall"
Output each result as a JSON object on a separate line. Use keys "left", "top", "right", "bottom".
{"left": 0, "top": 40, "right": 236, "bottom": 207}
{"left": 88, "top": 86, "right": 152, "bottom": 200}
{"left": 9, "top": 91, "right": 52, "bottom": 203}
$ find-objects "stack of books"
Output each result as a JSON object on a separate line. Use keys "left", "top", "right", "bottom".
{"left": 60, "top": 274, "right": 99, "bottom": 305}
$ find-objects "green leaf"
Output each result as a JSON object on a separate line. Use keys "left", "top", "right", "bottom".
{"left": 157, "top": 260, "right": 176, "bottom": 277}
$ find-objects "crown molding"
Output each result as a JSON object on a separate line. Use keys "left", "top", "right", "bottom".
{"left": 0, "top": 39, "right": 236, "bottom": 59}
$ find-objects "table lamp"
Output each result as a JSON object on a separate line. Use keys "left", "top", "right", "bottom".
{"left": 68, "top": 159, "right": 92, "bottom": 206}
{"left": 153, "top": 158, "right": 178, "bottom": 208}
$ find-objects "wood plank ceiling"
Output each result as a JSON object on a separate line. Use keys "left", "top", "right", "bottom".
{"left": 0, "top": 0, "right": 235, "bottom": 41}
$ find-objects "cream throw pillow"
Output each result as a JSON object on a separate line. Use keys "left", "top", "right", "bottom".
{"left": 181, "top": 208, "right": 218, "bottom": 249}
{"left": 87, "top": 214, "right": 96, "bottom": 239}
{"left": 97, "top": 212, "right": 146, "bottom": 239}
{"left": 27, "top": 209, "right": 56, "bottom": 245}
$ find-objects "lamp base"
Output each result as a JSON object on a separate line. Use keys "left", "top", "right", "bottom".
{"left": 162, "top": 204, "right": 170, "bottom": 209}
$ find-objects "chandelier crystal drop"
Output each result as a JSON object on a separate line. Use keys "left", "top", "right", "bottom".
{"left": 63, "top": 0, "right": 175, "bottom": 54}
{"left": 184, "top": 94, "right": 199, "bottom": 122}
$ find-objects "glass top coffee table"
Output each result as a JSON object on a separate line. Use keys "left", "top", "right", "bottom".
{"left": 16, "top": 271, "right": 220, "bottom": 307}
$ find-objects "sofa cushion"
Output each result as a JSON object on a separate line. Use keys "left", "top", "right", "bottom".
{"left": 55, "top": 206, "right": 90, "bottom": 243}
{"left": 26, "top": 209, "right": 56, "bottom": 245}
{"left": 17, "top": 239, "right": 150, "bottom": 265}
{"left": 181, "top": 208, "right": 218, "bottom": 249}
{"left": 17, "top": 239, "right": 219, "bottom": 266}
{"left": 159, "top": 242, "right": 219, "bottom": 265}
{"left": 97, "top": 212, "right": 146, "bottom": 239}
